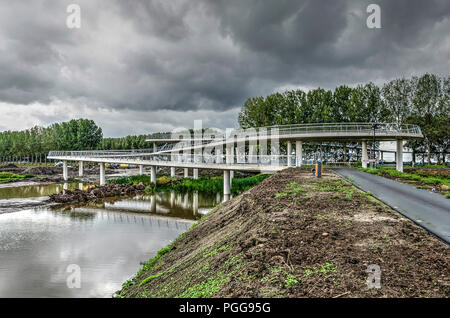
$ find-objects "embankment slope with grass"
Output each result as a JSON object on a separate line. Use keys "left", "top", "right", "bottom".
{"left": 118, "top": 168, "right": 449, "bottom": 298}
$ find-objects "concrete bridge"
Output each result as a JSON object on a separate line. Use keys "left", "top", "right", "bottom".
{"left": 47, "top": 123, "right": 423, "bottom": 198}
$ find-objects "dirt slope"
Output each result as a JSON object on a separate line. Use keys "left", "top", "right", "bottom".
{"left": 118, "top": 168, "right": 449, "bottom": 298}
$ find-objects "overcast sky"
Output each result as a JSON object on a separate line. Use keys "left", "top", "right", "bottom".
{"left": 0, "top": 0, "right": 448, "bottom": 137}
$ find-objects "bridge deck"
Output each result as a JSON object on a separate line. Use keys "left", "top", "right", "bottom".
{"left": 46, "top": 155, "right": 285, "bottom": 172}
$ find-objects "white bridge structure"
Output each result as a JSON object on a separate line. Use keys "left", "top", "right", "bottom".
{"left": 48, "top": 123, "right": 423, "bottom": 198}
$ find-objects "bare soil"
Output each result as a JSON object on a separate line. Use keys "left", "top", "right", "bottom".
{"left": 118, "top": 168, "right": 449, "bottom": 298}
{"left": 48, "top": 183, "right": 146, "bottom": 204}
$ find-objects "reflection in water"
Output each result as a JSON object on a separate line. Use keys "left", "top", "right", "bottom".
{"left": 91, "top": 191, "right": 222, "bottom": 220}
{"left": 0, "top": 182, "right": 86, "bottom": 200}
{"left": 0, "top": 207, "right": 194, "bottom": 298}
{"left": 0, "top": 186, "right": 221, "bottom": 298}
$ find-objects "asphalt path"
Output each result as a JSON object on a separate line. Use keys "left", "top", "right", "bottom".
{"left": 334, "top": 168, "right": 450, "bottom": 244}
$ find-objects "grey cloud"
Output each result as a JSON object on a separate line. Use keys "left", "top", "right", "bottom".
{"left": 0, "top": 0, "right": 448, "bottom": 132}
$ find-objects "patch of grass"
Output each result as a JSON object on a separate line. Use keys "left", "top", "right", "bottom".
{"left": 0, "top": 172, "right": 34, "bottom": 184}
{"left": 139, "top": 272, "right": 164, "bottom": 287}
{"left": 263, "top": 266, "right": 300, "bottom": 289}
{"left": 311, "top": 179, "right": 354, "bottom": 199}
{"left": 303, "top": 262, "right": 338, "bottom": 277}
{"left": 137, "top": 243, "right": 174, "bottom": 275}
{"left": 276, "top": 181, "right": 307, "bottom": 197}
{"left": 109, "top": 174, "right": 270, "bottom": 196}
{"left": 107, "top": 174, "right": 151, "bottom": 185}
{"left": 320, "top": 262, "right": 338, "bottom": 275}
{"left": 178, "top": 272, "right": 229, "bottom": 298}
{"left": 359, "top": 167, "right": 450, "bottom": 187}
{"left": 284, "top": 274, "right": 300, "bottom": 288}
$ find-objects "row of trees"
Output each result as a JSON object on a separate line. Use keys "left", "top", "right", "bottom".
{"left": 238, "top": 74, "right": 449, "bottom": 164}
{"left": 0, "top": 119, "right": 103, "bottom": 158}
{"left": 0, "top": 118, "right": 172, "bottom": 159}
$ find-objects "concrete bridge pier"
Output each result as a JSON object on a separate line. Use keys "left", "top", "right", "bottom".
{"left": 150, "top": 166, "right": 157, "bottom": 184}
{"left": 150, "top": 195, "right": 156, "bottom": 213}
{"left": 396, "top": 140, "right": 404, "bottom": 172}
{"left": 170, "top": 167, "right": 176, "bottom": 177}
{"left": 63, "top": 160, "right": 68, "bottom": 181}
{"left": 184, "top": 168, "right": 189, "bottom": 178}
{"left": 193, "top": 168, "right": 199, "bottom": 179}
{"left": 170, "top": 191, "right": 175, "bottom": 207}
{"left": 99, "top": 162, "right": 106, "bottom": 186}
{"left": 78, "top": 161, "right": 83, "bottom": 177}
{"left": 193, "top": 192, "right": 198, "bottom": 215}
{"left": 223, "top": 170, "right": 231, "bottom": 201}
{"left": 362, "top": 141, "right": 368, "bottom": 169}
{"left": 287, "top": 141, "right": 292, "bottom": 166}
{"left": 295, "top": 141, "right": 303, "bottom": 167}
{"left": 139, "top": 164, "right": 144, "bottom": 175}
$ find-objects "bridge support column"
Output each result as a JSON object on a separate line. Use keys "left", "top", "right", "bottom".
{"left": 295, "top": 141, "right": 303, "bottom": 167}
{"left": 150, "top": 195, "right": 156, "bottom": 213}
{"left": 170, "top": 167, "right": 176, "bottom": 177}
{"left": 139, "top": 164, "right": 144, "bottom": 176}
{"left": 396, "top": 140, "right": 403, "bottom": 172}
{"left": 78, "top": 161, "right": 83, "bottom": 177}
{"left": 223, "top": 170, "right": 231, "bottom": 201}
{"left": 99, "top": 163, "right": 105, "bottom": 186}
{"left": 287, "top": 141, "right": 292, "bottom": 166}
{"left": 184, "top": 168, "right": 189, "bottom": 178}
{"left": 193, "top": 192, "right": 198, "bottom": 215}
{"left": 63, "top": 160, "right": 68, "bottom": 181}
{"left": 226, "top": 145, "right": 234, "bottom": 181}
{"left": 151, "top": 166, "right": 157, "bottom": 184}
{"left": 193, "top": 168, "right": 199, "bottom": 179}
{"left": 362, "top": 141, "right": 368, "bottom": 169}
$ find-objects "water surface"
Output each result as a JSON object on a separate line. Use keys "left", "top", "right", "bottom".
{"left": 0, "top": 185, "right": 219, "bottom": 297}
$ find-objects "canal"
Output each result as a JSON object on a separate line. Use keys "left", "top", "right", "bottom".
{"left": 0, "top": 182, "right": 221, "bottom": 297}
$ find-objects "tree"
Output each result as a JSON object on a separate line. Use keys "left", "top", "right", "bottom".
{"left": 410, "top": 74, "right": 442, "bottom": 164}
{"left": 382, "top": 78, "right": 412, "bottom": 126}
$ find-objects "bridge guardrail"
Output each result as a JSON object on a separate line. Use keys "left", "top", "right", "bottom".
{"left": 48, "top": 122, "right": 422, "bottom": 167}
{"left": 147, "top": 123, "right": 422, "bottom": 140}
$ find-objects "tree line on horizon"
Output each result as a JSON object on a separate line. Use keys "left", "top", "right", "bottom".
{"left": 0, "top": 73, "right": 448, "bottom": 164}
{"left": 238, "top": 73, "right": 449, "bottom": 164}
{"left": 0, "top": 119, "right": 102, "bottom": 160}
{"left": 0, "top": 118, "right": 170, "bottom": 160}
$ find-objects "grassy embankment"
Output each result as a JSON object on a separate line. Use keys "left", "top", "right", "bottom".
{"left": 0, "top": 172, "right": 35, "bottom": 184}
{"left": 107, "top": 174, "right": 270, "bottom": 195}
{"left": 359, "top": 167, "right": 450, "bottom": 198}
{"left": 117, "top": 168, "right": 449, "bottom": 298}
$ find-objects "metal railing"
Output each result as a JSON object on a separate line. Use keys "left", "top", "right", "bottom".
{"left": 147, "top": 123, "right": 422, "bottom": 140}
{"left": 48, "top": 123, "right": 423, "bottom": 168}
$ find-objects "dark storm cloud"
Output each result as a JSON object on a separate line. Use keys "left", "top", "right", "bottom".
{"left": 0, "top": 0, "right": 448, "bottom": 118}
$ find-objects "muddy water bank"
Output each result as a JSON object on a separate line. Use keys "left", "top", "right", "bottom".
{"left": 48, "top": 183, "right": 146, "bottom": 204}
{"left": 0, "top": 182, "right": 87, "bottom": 213}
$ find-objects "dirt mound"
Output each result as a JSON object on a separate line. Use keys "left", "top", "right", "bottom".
{"left": 48, "top": 183, "right": 146, "bottom": 204}
{"left": 23, "top": 166, "right": 60, "bottom": 176}
{"left": 0, "top": 163, "right": 19, "bottom": 169}
{"left": 118, "top": 168, "right": 449, "bottom": 298}
{"left": 0, "top": 164, "right": 23, "bottom": 173}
